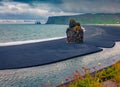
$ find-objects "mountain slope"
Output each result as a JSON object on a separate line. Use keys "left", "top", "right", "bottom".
{"left": 46, "top": 13, "right": 120, "bottom": 24}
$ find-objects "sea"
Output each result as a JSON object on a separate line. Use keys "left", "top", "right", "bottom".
{"left": 0, "top": 24, "right": 67, "bottom": 46}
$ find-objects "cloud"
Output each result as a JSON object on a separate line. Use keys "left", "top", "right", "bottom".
{"left": 60, "top": 0, "right": 120, "bottom": 13}
{"left": 0, "top": 1, "right": 79, "bottom": 23}
{"left": 0, "top": 0, "right": 120, "bottom": 23}
{"left": 0, "top": 2, "right": 48, "bottom": 14}
{"left": 1, "top": 0, "right": 120, "bottom": 14}
{"left": 0, "top": 1, "right": 78, "bottom": 16}
{"left": 3, "top": 0, "right": 62, "bottom": 4}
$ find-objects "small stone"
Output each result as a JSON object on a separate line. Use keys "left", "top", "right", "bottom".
{"left": 98, "top": 63, "right": 101, "bottom": 66}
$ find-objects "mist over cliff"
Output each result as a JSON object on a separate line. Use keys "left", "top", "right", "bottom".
{"left": 46, "top": 13, "right": 120, "bottom": 24}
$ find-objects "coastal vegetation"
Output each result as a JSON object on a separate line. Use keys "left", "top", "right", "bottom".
{"left": 42, "top": 61, "right": 120, "bottom": 87}
{"left": 58, "top": 61, "right": 120, "bottom": 87}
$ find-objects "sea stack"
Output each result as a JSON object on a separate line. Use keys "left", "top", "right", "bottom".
{"left": 35, "top": 21, "right": 41, "bottom": 24}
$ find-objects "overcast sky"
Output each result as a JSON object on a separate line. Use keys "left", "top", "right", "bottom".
{"left": 0, "top": 0, "right": 120, "bottom": 23}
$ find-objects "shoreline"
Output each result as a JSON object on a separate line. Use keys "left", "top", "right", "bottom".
{"left": 0, "top": 42, "right": 120, "bottom": 87}
{"left": 0, "top": 25, "right": 120, "bottom": 86}
{"left": 0, "top": 36, "right": 66, "bottom": 47}
{"left": 0, "top": 25, "right": 120, "bottom": 69}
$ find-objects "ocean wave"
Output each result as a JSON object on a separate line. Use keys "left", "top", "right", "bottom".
{"left": 0, "top": 36, "right": 66, "bottom": 46}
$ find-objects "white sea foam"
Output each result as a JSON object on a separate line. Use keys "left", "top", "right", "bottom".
{"left": 0, "top": 36, "right": 66, "bottom": 46}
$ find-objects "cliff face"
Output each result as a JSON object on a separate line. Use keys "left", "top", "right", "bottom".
{"left": 46, "top": 13, "right": 120, "bottom": 24}
{"left": 46, "top": 16, "right": 69, "bottom": 24}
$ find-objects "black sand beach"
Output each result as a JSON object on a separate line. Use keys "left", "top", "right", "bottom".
{"left": 0, "top": 25, "right": 120, "bottom": 69}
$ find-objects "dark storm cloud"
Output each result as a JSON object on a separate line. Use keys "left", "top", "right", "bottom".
{"left": 2, "top": 0, "right": 120, "bottom": 13}
{"left": 2, "top": 0, "right": 62, "bottom": 4}
{"left": 0, "top": 3, "right": 3, "bottom": 6}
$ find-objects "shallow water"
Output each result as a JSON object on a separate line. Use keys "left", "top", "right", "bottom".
{"left": 0, "top": 42, "right": 120, "bottom": 87}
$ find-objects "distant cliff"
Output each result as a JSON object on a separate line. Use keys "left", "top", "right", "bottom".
{"left": 46, "top": 13, "right": 120, "bottom": 24}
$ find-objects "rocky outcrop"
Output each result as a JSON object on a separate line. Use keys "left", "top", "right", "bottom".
{"left": 35, "top": 21, "right": 41, "bottom": 24}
